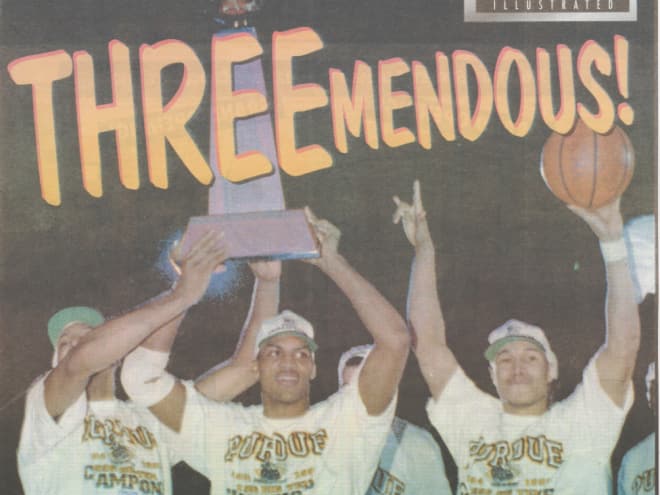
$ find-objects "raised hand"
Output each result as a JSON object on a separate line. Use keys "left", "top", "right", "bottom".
{"left": 170, "top": 233, "right": 228, "bottom": 276}
{"left": 168, "top": 239, "right": 184, "bottom": 275}
{"left": 567, "top": 197, "right": 624, "bottom": 242}
{"left": 304, "top": 206, "right": 341, "bottom": 268}
{"left": 393, "top": 180, "right": 432, "bottom": 248}
{"left": 172, "top": 231, "right": 228, "bottom": 306}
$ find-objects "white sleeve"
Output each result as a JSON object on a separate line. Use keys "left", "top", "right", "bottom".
{"left": 426, "top": 366, "right": 499, "bottom": 460}
{"left": 167, "top": 380, "right": 237, "bottom": 479}
{"left": 555, "top": 356, "right": 634, "bottom": 455}
{"left": 17, "top": 374, "right": 87, "bottom": 466}
{"left": 325, "top": 379, "right": 397, "bottom": 491}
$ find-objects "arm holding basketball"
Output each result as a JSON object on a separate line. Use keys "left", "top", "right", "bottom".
{"left": 304, "top": 208, "right": 410, "bottom": 415}
{"left": 393, "top": 180, "right": 458, "bottom": 400}
{"left": 194, "top": 260, "right": 281, "bottom": 401}
{"left": 568, "top": 198, "right": 640, "bottom": 407}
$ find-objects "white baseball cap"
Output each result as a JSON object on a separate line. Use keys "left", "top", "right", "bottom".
{"left": 484, "top": 319, "right": 558, "bottom": 380}
{"left": 337, "top": 344, "right": 373, "bottom": 386}
{"left": 255, "top": 310, "right": 318, "bottom": 355}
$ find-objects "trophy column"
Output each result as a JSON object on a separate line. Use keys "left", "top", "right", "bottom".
{"left": 181, "top": 0, "right": 318, "bottom": 260}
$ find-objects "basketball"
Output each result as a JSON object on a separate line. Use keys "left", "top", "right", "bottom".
{"left": 540, "top": 119, "right": 635, "bottom": 209}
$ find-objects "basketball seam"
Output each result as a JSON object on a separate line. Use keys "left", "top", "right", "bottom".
{"left": 557, "top": 136, "right": 580, "bottom": 206}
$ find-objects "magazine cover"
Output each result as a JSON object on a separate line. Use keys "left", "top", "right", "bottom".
{"left": 0, "top": 1, "right": 656, "bottom": 494}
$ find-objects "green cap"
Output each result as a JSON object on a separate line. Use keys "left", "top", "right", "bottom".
{"left": 47, "top": 306, "right": 105, "bottom": 347}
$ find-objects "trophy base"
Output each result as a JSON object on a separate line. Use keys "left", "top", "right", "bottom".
{"left": 180, "top": 209, "right": 319, "bottom": 261}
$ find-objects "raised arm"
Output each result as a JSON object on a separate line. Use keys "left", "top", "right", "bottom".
{"left": 568, "top": 198, "right": 640, "bottom": 406}
{"left": 393, "top": 180, "right": 458, "bottom": 399}
{"left": 194, "top": 260, "right": 281, "bottom": 401}
{"left": 46, "top": 231, "right": 226, "bottom": 419}
{"left": 305, "top": 207, "right": 410, "bottom": 415}
{"left": 116, "top": 232, "right": 231, "bottom": 431}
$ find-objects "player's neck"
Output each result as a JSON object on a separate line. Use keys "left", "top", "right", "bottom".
{"left": 86, "top": 367, "right": 116, "bottom": 401}
{"left": 502, "top": 398, "right": 548, "bottom": 416}
{"left": 262, "top": 396, "right": 310, "bottom": 419}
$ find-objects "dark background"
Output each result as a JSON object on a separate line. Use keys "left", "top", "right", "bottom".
{"left": 0, "top": 1, "right": 656, "bottom": 493}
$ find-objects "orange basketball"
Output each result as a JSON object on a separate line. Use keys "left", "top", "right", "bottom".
{"left": 540, "top": 119, "right": 635, "bottom": 209}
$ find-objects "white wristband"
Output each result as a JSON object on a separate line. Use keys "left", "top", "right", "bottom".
{"left": 599, "top": 238, "right": 628, "bottom": 264}
{"left": 120, "top": 346, "right": 175, "bottom": 407}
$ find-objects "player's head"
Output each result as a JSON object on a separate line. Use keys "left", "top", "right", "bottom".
{"left": 646, "top": 362, "right": 656, "bottom": 415}
{"left": 48, "top": 306, "right": 105, "bottom": 367}
{"left": 337, "top": 344, "right": 372, "bottom": 388}
{"left": 485, "top": 319, "right": 558, "bottom": 414}
{"left": 255, "top": 310, "right": 318, "bottom": 414}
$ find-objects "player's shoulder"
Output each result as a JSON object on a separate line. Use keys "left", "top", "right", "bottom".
{"left": 181, "top": 379, "right": 257, "bottom": 419}
{"left": 25, "top": 373, "right": 49, "bottom": 402}
{"left": 548, "top": 356, "right": 606, "bottom": 413}
{"left": 307, "top": 382, "right": 361, "bottom": 422}
{"left": 309, "top": 387, "right": 345, "bottom": 414}
{"left": 24, "top": 370, "right": 78, "bottom": 416}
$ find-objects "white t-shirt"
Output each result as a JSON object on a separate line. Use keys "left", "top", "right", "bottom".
{"left": 617, "top": 433, "right": 656, "bottom": 495}
{"left": 365, "top": 416, "right": 452, "bottom": 495}
{"left": 18, "top": 374, "right": 177, "bottom": 495}
{"left": 172, "top": 378, "right": 395, "bottom": 495}
{"left": 427, "top": 357, "right": 633, "bottom": 495}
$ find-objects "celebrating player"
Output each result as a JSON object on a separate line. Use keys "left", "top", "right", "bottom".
{"left": 122, "top": 256, "right": 284, "bottom": 409}
{"left": 338, "top": 344, "right": 452, "bottom": 495}
{"left": 120, "top": 208, "right": 411, "bottom": 495}
{"left": 393, "top": 181, "right": 640, "bottom": 494}
{"left": 17, "top": 232, "right": 228, "bottom": 495}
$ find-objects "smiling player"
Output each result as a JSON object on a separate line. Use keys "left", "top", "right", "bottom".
{"left": 393, "top": 180, "right": 640, "bottom": 494}
{"left": 120, "top": 208, "right": 410, "bottom": 495}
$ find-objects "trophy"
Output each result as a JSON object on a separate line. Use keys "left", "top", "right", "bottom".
{"left": 180, "top": 0, "right": 319, "bottom": 260}
{"left": 214, "top": 0, "right": 264, "bottom": 28}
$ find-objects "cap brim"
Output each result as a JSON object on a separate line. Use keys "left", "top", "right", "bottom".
{"left": 47, "top": 307, "right": 104, "bottom": 347}
{"left": 258, "top": 331, "right": 318, "bottom": 353}
{"left": 484, "top": 335, "right": 544, "bottom": 361}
